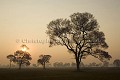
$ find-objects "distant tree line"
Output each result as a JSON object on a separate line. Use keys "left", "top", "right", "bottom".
{"left": 6, "top": 45, "right": 120, "bottom": 69}
{"left": 5, "top": 51, "right": 120, "bottom": 69}
{"left": 6, "top": 45, "right": 52, "bottom": 69}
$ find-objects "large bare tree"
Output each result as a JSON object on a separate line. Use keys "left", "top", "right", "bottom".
{"left": 46, "top": 12, "right": 111, "bottom": 71}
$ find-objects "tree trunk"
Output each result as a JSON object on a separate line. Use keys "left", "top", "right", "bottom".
{"left": 9, "top": 61, "right": 11, "bottom": 68}
{"left": 76, "top": 57, "right": 80, "bottom": 71}
{"left": 19, "top": 64, "right": 21, "bottom": 69}
{"left": 43, "top": 62, "right": 45, "bottom": 69}
{"left": 19, "top": 62, "right": 22, "bottom": 70}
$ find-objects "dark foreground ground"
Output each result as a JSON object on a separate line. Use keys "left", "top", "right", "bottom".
{"left": 0, "top": 67, "right": 120, "bottom": 80}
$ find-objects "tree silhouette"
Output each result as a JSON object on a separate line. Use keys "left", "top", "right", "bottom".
{"left": 113, "top": 59, "right": 120, "bottom": 67}
{"left": 7, "top": 45, "right": 32, "bottom": 69}
{"left": 46, "top": 12, "right": 111, "bottom": 71}
{"left": 6, "top": 54, "right": 15, "bottom": 68}
{"left": 37, "top": 55, "right": 51, "bottom": 69}
{"left": 14, "top": 50, "right": 32, "bottom": 69}
{"left": 103, "top": 61, "right": 109, "bottom": 67}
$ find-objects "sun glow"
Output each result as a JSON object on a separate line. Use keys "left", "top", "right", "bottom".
{"left": 21, "top": 44, "right": 29, "bottom": 52}
{"left": 21, "top": 47, "right": 27, "bottom": 51}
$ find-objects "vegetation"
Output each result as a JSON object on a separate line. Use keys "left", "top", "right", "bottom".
{"left": 6, "top": 54, "right": 15, "bottom": 68}
{"left": 46, "top": 12, "right": 111, "bottom": 71}
{"left": 14, "top": 50, "right": 32, "bottom": 69}
{"left": 37, "top": 55, "right": 51, "bottom": 69}
{"left": 5, "top": 11, "right": 119, "bottom": 80}
{"left": 113, "top": 59, "right": 120, "bottom": 67}
{"left": 6, "top": 45, "right": 32, "bottom": 69}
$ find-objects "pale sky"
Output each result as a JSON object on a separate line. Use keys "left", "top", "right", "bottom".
{"left": 0, "top": 0, "right": 120, "bottom": 65}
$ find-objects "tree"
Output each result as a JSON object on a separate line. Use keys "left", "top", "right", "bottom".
{"left": 7, "top": 51, "right": 31, "bottom": 69}
{"left": 14, "top": 50, "right": 32, "bottom": 69}
{"left": 7, "top": 45, "right": 32, "bottom": 69}
{"left": 6, "top": 54, "right": 15, "bottom": 68}
{"left": 46, "top": 12, "right": 111, "bottom": 71}
{"left": 113, "top": 59, "right": 120, "bottom": 67}
{"left": 103, "top": 61, "right": 109, "bottom": 67}
{"left": 37, "top": 55, "right": 51, "bottom": 69}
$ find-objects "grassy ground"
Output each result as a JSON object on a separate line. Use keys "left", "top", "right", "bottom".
{"left": 0, "top": 67, "right": 120, "bottom": 80}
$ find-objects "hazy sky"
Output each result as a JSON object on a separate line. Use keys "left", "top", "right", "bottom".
{"left": 0, "top": 0, "right": 120, "bottom": 65}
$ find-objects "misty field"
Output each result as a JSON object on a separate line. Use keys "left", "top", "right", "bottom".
{"left": 0, "top": 67, "right": 120, "bottom": 80}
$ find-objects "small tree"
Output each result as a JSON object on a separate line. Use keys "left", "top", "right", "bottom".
{"left": 37, "top": 55, "right": 51, "bottom": 69}
{"left": 6, "top": 54, "right": 15, "bottom": 68}
{"left": 113, "top": 59, "right": 120, "bottom": 67}
{"left": 103, "top": 61, "right": 109, "bottom": 67}
{"left": 46, "top": 12, "right": 111, "bottom": 71}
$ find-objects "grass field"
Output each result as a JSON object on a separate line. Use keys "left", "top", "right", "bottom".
{"left": 0, "top": 67, "right": 120, "bottom": 80}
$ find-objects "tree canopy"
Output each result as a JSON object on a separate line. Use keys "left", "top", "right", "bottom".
{"left": 37, "top": 55, "right": 51, "bottom": 69}
{"left": 7, "top": 45, "right": 32, "bottom": 69}
{"left": 14, "top": 50, "right": 32, "bottom": 69}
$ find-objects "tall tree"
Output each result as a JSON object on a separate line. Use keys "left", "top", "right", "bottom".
{"left": 6, "top": 54, "right": 15, "bottom": 68}
{"left": 46, "top": 12, "right": 111, "bottom": 71}
{"left": 37, "top": 55, "right": 51, "bottom": 69}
